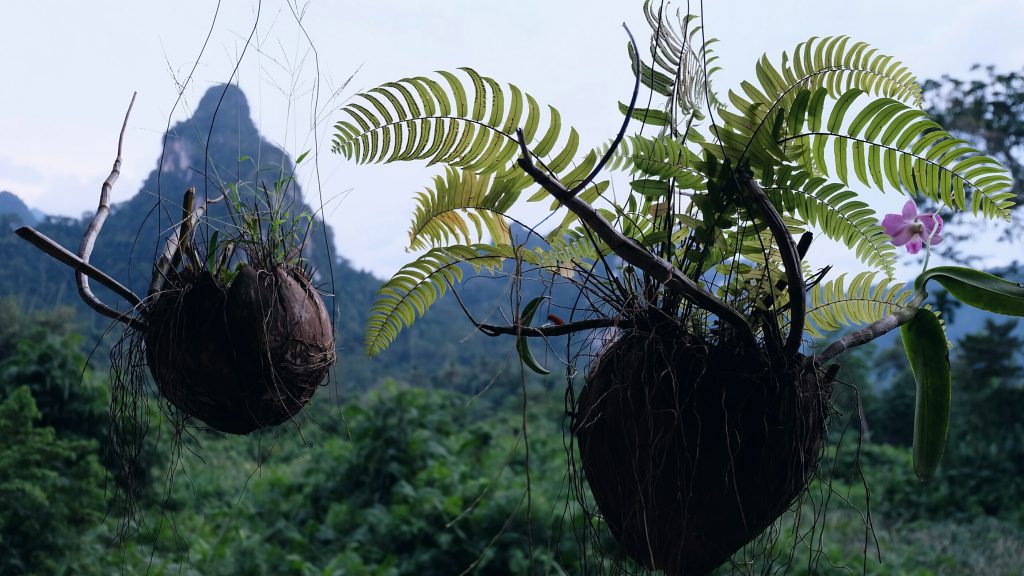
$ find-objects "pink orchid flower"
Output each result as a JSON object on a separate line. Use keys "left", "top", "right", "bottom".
{"left": 881, "top": 200, "right": 943, "bottom": 255}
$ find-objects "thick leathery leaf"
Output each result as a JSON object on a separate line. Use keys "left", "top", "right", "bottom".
{"left": 916, "top": 266, "right": 1024, "bottom": 316}
{"left": 901, "top": 308, "right": 951, "bottom": 481}
{"left": 516, "top": 296, "right": 550, "bottom": 375}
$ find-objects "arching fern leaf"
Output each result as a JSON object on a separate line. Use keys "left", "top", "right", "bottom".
{"left": 600, "top": 135, "right": 708, "bottom": 189}
{"left": 710, "top": 36, "right": 924, "bottom": 171}
{"left": 767, "top": 35, "right": 922, "bottom": 107}
{"left": 782, "top": 88, "right": 1016, "bottom": 219}
{"left": 713, "top": 86, "right": 1014, "bottom": 219}
{"left": 765, "top": 166, "right": 896, "bottom": 274}
{"left": 407, "top": 167, "right": 533, "bottom": 250}
{"left": 333, "top": 68, "right": 579, "bottom": 180}
{"left": 366, "top": 244, "right": 538, "bottom": 356}
{"left": 805, "top": 271, "right": 912, "bottom": 338}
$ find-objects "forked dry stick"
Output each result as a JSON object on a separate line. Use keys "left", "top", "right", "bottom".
{"left": 15, "top": 93, "right": 146, "bottom": 331}
{"left": 147, "top": 189, "right": 227, "bottom": 296}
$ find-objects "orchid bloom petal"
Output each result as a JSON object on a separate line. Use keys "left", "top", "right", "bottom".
{"left": 889, "top": 226, "right": 916, "bottom": 246}
{"left": 901, "top": 200, "right": 918, "bottom": 220}
{"left": 881, "top": 213, "right": 909, "bottom": 238}
{"left": 881, "top": 201, "right": 944, "bottom": 253}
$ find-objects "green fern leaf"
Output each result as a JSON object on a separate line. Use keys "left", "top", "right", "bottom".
{"left": 783, "top": 89, "right": 1015, "bottom": 219}
{"left": 714, "top": 36, "right": 924, "bottom": 168}
{"left": 538, "top": 226, "right": 611, "bottom": 275}
{"left": 332, "top": 69, "right": 578, "bottom": 181}
{"left": 408, "top": 167, "right": 533, "bottom": 250}
{"left": 765, "top": 167, "right": 897, "bottom": 274}
{"left": 784, "top": 36, "right": 922, "bottom": 105}
{"left": 805, "top": 271, "right": 913, "bottom": 338}
{"left": 366, "top": 244, "right": 520, "bottom": 356}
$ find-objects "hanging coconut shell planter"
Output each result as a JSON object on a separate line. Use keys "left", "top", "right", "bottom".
{"left": 15, "top": 93, "right": 335, "bottom": 436}
{"left": 509, "top": 138, "right": 838, "bottom": 574}
{"left": 144, "top": 262, "right": 333, "bottom": 434}
{"left": 574, "top": 326, "right": 831, "bottom": 574}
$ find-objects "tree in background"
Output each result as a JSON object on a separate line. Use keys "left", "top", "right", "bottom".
{"left": 924, "top": 66, "right": 1024, "bottom": 253}
{"left": 924, "top": 66, "right": 1024, "bottom": 209}
{"left": 0, "top": 387, "right": 106, "bottom": 575}
{"left": 0, "top": 301, "right": 108, "bottom": 444}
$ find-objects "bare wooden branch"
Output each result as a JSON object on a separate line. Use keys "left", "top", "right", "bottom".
{"left": 478, "top": 318, "right": 629, "bottom": 338}
{"left": 15, "top": 227, "right": 142, "bottom": 309}
{"left": 515, "top": 129, "right": 757, "bottom": 346}
{"left": 178, "top": 187, "right": 198, "bottom": 269}
{"left": 814, "top": 293, "right": 925, "bottom": 363}
{"left": 443, "top": 276, "right": 627, "bottom": 338}
{"left": 737, "top": 171, "right": 805, "bottom": 356}
{"left": 15, "top": 93, "right": 146, "bottom": 330}
{"left": 72, "top": 93, "right": 141, "bottom": 327}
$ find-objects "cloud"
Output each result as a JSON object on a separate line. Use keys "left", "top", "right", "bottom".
{"left": 0, "top": 155, "right": 144, "bottom": 218}
{"left": 0, "top": 155, "right": 46, "bottom": 185}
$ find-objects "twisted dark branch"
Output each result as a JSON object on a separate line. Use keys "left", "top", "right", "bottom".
{"left": 737, "top": 170, "right": 805, "bottom": 356}
{"left": 444, "top": 276, "right": 628, "bottom": 338}
{"left": 515, "top": 129, "right": 756, "bottom": 346}
{"left": 568, "top": 23, "right": 641, "bottom": 196}
{"left": 815, "top": 293, "right": 925, "bottom": 363}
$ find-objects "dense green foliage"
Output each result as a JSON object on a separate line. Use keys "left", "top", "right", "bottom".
{"left": 0, "top": 387, "right": 106, "bottom": 575}
{"left": 0, "top": 298, "right": 1021, "bottom": 574}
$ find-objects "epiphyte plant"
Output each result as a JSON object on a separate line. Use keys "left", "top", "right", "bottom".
{"left": 331, "top": 1, "right": 1022, "bottom": 573}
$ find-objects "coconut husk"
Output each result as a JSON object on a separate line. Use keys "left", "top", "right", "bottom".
{"left": 574, "top": 323, "right": 831, "bottom": 575}
{"left": 144, "top": 263, "right": 334, "bottom": 434}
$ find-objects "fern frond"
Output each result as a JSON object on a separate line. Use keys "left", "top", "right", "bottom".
{"left": 711, "top": 36, "right": 924, "bottom": 170}
{"left": 725, "top": 36, "right": 922, "bottom": 141}
{"left": 366, "top": 244, "right": 531, "bottom": 356}
{"left": 407, "top": 167, "right": 534, "bottom": 250}
{"left": 543, "top": 227, "right": 605, "bottom": 266}
{"left": 765, "top": 167, "right": 896, "bottom": 274}
{"left": 600, "top": 135, "right": 708, "bottom": 189}
{"left": 771, "top": 36, "right": 922, "bottom": 106}
{"left": 783, "top": 88, "right": 1015, "bottom": 219}
{"left": 332, "top": 68, "right": 579, "bottom": 180}
{"left": 634, "top": 0, "right": 723, "bottom": 120}
{"left": 805, "top": 271, "right": 912, "bottom": 338}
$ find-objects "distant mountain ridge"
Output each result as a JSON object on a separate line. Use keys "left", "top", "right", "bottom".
{"left": 0, "top": 84, "right": 533, "bottom": 393}
{"left": 0, "top": 191, "right": 38, "bottom": 226}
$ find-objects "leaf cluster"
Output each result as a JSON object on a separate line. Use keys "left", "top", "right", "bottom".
{"left": 330, "top": 0, "right": 1013, "bottom": 356}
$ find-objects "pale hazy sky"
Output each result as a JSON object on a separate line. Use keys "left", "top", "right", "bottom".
{"left": 2, "top": 1, "right": 1023, "bottom": 280}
